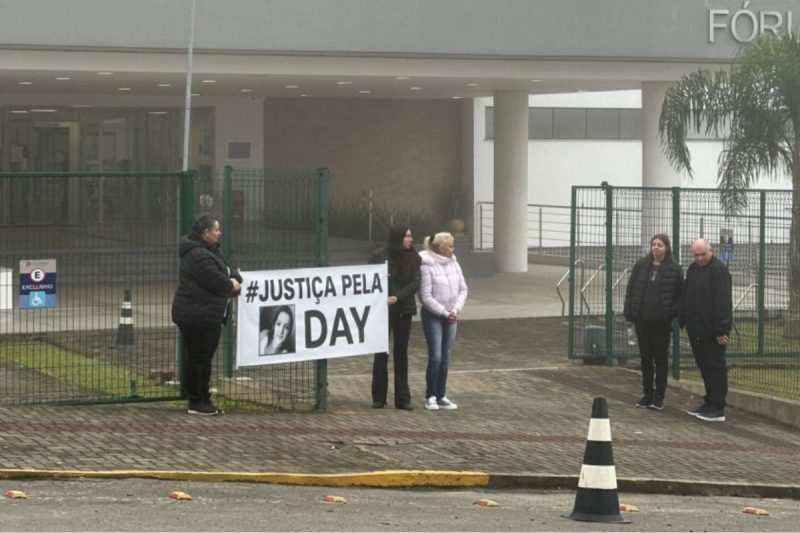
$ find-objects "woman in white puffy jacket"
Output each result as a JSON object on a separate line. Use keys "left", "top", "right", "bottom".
{"left": 418, "top": 232, "right": 468, "bottom": 411}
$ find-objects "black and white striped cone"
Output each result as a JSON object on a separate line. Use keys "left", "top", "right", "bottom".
{"left": 566, "top": 397, "right": 630, "bottom": 523}
{"left": 116, "top": 289, "right": 134, "bottom": 346}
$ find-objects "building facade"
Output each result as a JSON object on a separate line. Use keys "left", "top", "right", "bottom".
{"left": 1, "top": 0, "right": 796, "bottom": 270}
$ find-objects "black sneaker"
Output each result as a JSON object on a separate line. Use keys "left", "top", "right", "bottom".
{"left": 187, "top": 402, "right": 221, "bottom": 416}
{"left": 207, "top": 402, "right": 225, "bottom": 415}
{"left": 636, "top": 395, "right": 653, "bottom": 409}
{"left": 695, "top": 408, "right": 725, "bottom": 422}
{"left": 686, "top": 403, "right": 707, "bottom": 416}
{"left": 649, "top": 397, "right": 664, "bottom": 410}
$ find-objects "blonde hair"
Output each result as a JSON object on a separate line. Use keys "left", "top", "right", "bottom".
{"left": 424, "top": 232, "right": 454, "bottom": 254}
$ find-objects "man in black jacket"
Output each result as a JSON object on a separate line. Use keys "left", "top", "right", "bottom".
{"left": 681, "top": 238, "right": 732, "bottom": 422}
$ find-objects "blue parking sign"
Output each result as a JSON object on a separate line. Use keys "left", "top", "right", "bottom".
{"left": 19, "top": 259, "right": 57, "bottom": 309}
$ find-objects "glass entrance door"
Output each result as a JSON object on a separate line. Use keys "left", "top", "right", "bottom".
{"left": 31, "top": 122, "right": 80, "bottom": 224}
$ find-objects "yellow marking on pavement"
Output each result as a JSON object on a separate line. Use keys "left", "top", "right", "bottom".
{"left": 0, "top": 469, "right": 490, "bottom": 487}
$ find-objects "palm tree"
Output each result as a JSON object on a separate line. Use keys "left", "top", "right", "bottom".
{"left": 659, "top": 33, "right": 800, "bottom": 336}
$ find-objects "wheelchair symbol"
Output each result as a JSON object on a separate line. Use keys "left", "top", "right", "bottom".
{"left": 30, "top": 291, "right": 45, "bottom": 307}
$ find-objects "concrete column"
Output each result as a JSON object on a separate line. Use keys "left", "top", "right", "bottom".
{"left": 641, "top": 82, "right": 680, "bottom": 241}
{"left": 461, "top": 99, "right": 475, "bottom": 243}
{"left": 493, "top": 91, "right": 529, "bottom": 272}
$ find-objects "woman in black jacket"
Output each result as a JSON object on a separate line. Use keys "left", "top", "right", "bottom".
{"left": 172, "top": 214, "right": 242, "bottom": 416}
{"left": 623, "top": 233, "right": 683, "bottom": 411}
{"left": 369, "top": 226, "right": 422, "bottom": 410}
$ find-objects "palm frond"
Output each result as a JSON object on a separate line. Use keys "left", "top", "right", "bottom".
{"left": 658, "top": 69, "right": 732, "bottom": 177}
{"left": 660, "top": 33, "right": 800, "bottom": 196}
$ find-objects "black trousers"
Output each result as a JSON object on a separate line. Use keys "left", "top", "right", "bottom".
{"left": 178, "top": 323, "right": 222, "bottom": 405}
{"left": 688, "top": 333, "right": 728, "bottom": 410}
{"left": 372, "top": 309, "right": 412, "bottom": 407}
{"left": 634, "top": 321, "right": 672, "bottom": 400}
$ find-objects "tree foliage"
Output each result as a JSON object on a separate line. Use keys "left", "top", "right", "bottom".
{"left": 659, "top": 33, "right": 800, "bottom": 214}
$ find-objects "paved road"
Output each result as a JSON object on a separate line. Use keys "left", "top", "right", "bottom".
{"left": 1, "top": 479, "right": 797, "bottom": 532}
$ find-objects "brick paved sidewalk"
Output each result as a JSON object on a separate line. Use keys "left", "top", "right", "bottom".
{"left": 0, "top": 318, "right": 798, "bottom": 492}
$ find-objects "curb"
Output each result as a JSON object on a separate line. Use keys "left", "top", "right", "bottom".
{"left": 490, "top": 475, "right": 800, "bottom": 500}
{"left": 1, "top": 469, "right": 798, "bottom": 499}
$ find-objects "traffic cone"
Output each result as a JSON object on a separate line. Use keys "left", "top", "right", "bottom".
{"left": 116, "top": 289, "right": 134, "bottom": 346}
{"left": 566, "top": 397, "right": 629, "bottom": 523}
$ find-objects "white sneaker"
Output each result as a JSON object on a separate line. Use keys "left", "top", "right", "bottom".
{"left": 437, "top": 397, "right": 458, "bottom": 410}
{"left": 425, "top": 396, "right": 439, "bottom": 411}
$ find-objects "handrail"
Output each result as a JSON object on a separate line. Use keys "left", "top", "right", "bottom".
{"left": 361, "top": 190, "right": 394, "bottom": 242}
{"left": 612, "top": 268, "right": 631, "bottom": 290}
{"left": 733, "top": 282, "right": 758, "bottom": 312}
{"left": 580, "top": 263, "right": 604, "bottom": 315}
{"left": 556, "top": 259, "right": 584, "bottom": 317}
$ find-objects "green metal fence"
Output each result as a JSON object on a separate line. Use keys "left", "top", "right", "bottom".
{"left": 0, "top": 171, "right": 184, "bottom": 405}
{"left": 0, "top": 168, "right": 329, "bottom": 409}
{"left": 193, "top": 167, "right": 330, "bottom": 411}
{"left": 568, "top": 184, "right": 799, "bottom": 401}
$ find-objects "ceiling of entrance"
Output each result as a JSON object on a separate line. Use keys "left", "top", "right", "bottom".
{"left": 0, "top": 69, "right": 645, "bottom": 100}
{"left": 0, "top": 48, "right": 718, "bottom": 102}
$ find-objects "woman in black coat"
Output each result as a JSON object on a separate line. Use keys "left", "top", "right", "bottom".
{"left": 368, "top": 226, "right": 422, "bottom": 410}
{"left": 623, "top": 233, "right": 683, "bottom": 411}
{"left": 172, "top": 214, "right": 242, "bottom": 416}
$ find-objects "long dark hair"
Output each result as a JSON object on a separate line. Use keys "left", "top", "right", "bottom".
{"left": 386, "top": 226, "right": 421, "bottom": 281}
{"left": 650, "top": 233, "right": 673, "bottom": 262}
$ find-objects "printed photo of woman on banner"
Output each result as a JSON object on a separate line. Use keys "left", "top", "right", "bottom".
{"left": 259, "top": 305, "right": 296, "bottom": 356}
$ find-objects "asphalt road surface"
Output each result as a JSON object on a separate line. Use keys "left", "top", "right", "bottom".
{"left": 1, "top": 479, "right": 797, "bottom": 531}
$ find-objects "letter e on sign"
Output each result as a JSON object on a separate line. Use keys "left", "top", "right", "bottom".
{"left": 30, "top": 268, "right": 46, "bottom": 283}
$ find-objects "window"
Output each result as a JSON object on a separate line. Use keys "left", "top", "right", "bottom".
{"left": 486, "top": 106, "right": 644, "bottom": 140}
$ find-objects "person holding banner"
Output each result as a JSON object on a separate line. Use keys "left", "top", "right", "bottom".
{"left": 419, "top": 232, "right": 468, "bottom": 411}
{"left": 172, "top": 214, "right": 242, "bottom": 416}
{"left": 369, "top": 226, "right": 421, "bottom": 410}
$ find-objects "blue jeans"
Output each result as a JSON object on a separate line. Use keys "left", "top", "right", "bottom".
{"left": 421, "top": 308, "right": 458, "bottom": 399}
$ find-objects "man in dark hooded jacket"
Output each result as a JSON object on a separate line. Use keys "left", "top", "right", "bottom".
{"left": 172, "top": 214, "right": 241, "bottom": 415}
{"left": 681, "top": 238, "right": 732, "bottom": 422}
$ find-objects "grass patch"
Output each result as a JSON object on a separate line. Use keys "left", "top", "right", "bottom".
{"left": 0, "top": 341, "right": 175, "bottom": 400}
{"left": 681, "top": 366, "right": 800, "bottom": 401}
{"left": 729, "top": 320, "right": 800, "bottom": 353}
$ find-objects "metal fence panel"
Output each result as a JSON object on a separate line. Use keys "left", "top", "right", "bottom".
{"left": 568, "top": 185, "right": 799, "bottom": 401}
{"left": 194, "top": 167, "right": 329, "bottom": 411}
{"left": 0, "top": 168, "right": 329, "bottom": 409}
{"left": 0, "top": 172, "right": 183, "bottom": 405}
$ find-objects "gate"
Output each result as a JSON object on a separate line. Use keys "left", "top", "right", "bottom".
{"left": 0, "top": 171, "right": 184, "bottom": 405}
{"left": 0, "top": 168, "right": 330, "bottom": 409}
{"left": 567, "top": 184, "right": 799, "bottom": 401}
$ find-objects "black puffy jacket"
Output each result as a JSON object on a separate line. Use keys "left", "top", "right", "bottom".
{"left": 171, "top": 234, "right": 242, "bottom": 327}
{"left": 623, "top": 256, "right": 683, "bottom": 324}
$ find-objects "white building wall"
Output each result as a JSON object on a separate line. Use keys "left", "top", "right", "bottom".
{"left": 472, "top": 91, "right": 793, "bottom": 246}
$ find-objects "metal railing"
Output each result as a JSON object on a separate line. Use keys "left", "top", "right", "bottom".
{"left": 476, "top": 202, "right": 572, "bottom": 254}
{"left": 362, "top": 189, "right": 394, "bottom": 243}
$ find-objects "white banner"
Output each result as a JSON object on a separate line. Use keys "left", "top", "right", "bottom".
{"left": 236, "top": 264, "right": 388, "bottom": 366}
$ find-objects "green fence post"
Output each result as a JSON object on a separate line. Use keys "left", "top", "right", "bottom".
{"left": 603, "top": 182, "right": 614, "bottom": 366}
{"left": 177, "top": 170, "right": 196, "bottom": 399}
{"left": 671, "top": 186, "right": 681, "bottom": 380}
{"left": 567, "top": 186, "right": 577, "bottom": 358}
{"left": 315, "top": 168, "right": 330, "bottom": 411}
{"left": 758, "top": 191, "right": 766, "bottom": 355}
{"left": 223, "top": 165, "right": 235, "bottom": 378}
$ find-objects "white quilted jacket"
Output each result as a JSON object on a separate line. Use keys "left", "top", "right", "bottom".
{"left": 418, "top": 250, "right": 468, "bottom": 317}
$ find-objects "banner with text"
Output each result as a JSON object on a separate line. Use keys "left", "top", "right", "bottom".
{"left": 236, "top": 264, "right": 388, "bottom": 366}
